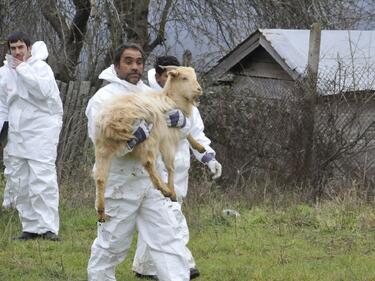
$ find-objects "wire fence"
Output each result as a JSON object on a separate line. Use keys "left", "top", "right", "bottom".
{"left": 202, "top": 65, "right": 375, "bottom": 196}
{"left": 15, "top": 65, "right": 375, "bottom": 198}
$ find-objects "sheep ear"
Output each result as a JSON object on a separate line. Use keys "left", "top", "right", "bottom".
{"left": 167, "top": 69, "right": 179, "bottom": 78}
{"left": 160, "top": 65, "right": 179, "bottom": 70}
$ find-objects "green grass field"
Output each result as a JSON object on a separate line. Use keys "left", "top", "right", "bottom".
{"left": 1, "top": 195, "right": 375, "bottom": 281}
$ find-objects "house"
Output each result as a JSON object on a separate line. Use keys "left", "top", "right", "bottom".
{"left": 204, "top": 29, "right": 375, "bottom": 184}
{"left": 207, "top": 29, "right": 375, "bottom": 98}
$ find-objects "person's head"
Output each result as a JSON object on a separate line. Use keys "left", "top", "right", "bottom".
{"left": 7, "top": 31, "right": 32, "bottom": 62}
{"left": 113, "top": 43, "right": 145, "bottom": 84}
{"left": 154, "top": 56, "right": 180, "bottom": 87}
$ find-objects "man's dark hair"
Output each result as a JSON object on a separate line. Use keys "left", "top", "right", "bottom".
{"left": 7, "top": 31, "right": 32, "bottom": 49}
{"left": 154, "top": 56, "right": 180, "bottom": 75}
{"left": 113, "top": 43, "right": 145, "bottom": 66}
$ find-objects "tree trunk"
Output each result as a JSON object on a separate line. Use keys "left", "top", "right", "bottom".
{"left": 37, "top": 0, "right": 91, "bottom": 82}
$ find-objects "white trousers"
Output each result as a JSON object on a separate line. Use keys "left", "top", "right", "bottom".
{"left": 2, "top": 154, "right": 60, "bottom": 234}
{"left": 132, "top": 200, "right": 195, "bottom": 276}
{"left": 87, "top": 185, "right": 189, "bottom": 281}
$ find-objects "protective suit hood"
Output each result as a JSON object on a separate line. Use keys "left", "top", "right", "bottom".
{"left": 29, "top": 41, "right": 49, "bottom": 62}
{"left": 147, "top": 68, "right": 162, "bottom": 90}
{"left": 99, "top": 64, "right": 148, "bottom": 92}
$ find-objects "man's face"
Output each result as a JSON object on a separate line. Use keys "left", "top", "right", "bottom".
{"left": 155, "top": 71, "right": 169, "bottom": 88}
{"left": 9, "top": 40, "right": 31, "bottom": 62}
{"left": 115, "top": 48, "right": 144, "bottom": 84}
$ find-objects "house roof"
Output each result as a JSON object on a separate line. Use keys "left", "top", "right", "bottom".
{"left": 208, "top": 29, "right": 375, "bottom": 93}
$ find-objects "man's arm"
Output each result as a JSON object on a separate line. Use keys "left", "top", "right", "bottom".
{"left": 85, "top": 92, "right": 152, "bottom": 157}
{"left": 85, "top": 95, "right": 101, "bottom": 143}
{"left": 189, "top": 106, "right": 222, "bottom": 179}
{"left": 0, "top": 73, "right": 9, "bottom": 133}
{"left": 15, "top": 60, "right": 58, "bottom": 100}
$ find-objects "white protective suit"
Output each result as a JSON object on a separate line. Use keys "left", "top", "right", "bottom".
{"left": 0, "top": 41, "right": 63, "bottom": 235}
{"left": 85, "top": 65, "right": 190, "bottom": 281}
{"left": 132, "top": 68, "right": 217, "bottom": 276}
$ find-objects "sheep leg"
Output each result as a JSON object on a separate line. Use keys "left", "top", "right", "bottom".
{"left": 166, "top": 168, "right": 176, "bottom": 202}
{"left": 160, "top": 145, "right": 177, "bottom": 202}
{"left": 144, "top": 161, "right": 174, "bottom": 199}
{"left": 94, "top": 146, "right": 113, "bottom": 223}
{"left": 187, "top": 134, "right": 206, "bottom": 153}
{"left": 96, "top": 178, "right": 106, "bottom": 223}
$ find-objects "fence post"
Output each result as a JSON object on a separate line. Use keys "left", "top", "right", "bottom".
{"left": 301, "top": 23, "right": 321, "bottom": 186}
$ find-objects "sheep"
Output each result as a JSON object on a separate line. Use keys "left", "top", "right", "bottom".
{"left": 94, "top": 66, "right": 206, "bottom": 222}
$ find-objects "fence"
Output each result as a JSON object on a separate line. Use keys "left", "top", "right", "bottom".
{"left": 33, "top": 63, "right": 375, "bottom": 199}
{"left": 202, "top": 65, "right": 375, "bottom": 196}
{"left": 55, "top": 68, "right": 375, "bottom": 195}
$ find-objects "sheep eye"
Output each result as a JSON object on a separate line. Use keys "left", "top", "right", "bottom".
{"left": 182, "top": 77, "right": 188, "bottom": 81}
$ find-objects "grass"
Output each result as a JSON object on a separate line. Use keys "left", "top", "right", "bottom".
{"left": 1, "top": 194, "right": 375, "bottom": 281}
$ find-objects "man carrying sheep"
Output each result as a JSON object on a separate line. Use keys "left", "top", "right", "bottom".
{"left": 132, "top": 55, "right": 222, "bottom": 280}
{"left": 85, "top": 43, "right": 190, "bottom": 281}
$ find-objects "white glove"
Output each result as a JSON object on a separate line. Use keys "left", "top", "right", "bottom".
{"left": 201, "top": 152, "right": 222, "bottom": 180}
{"left": 116, "top": 119, "right": 153, "bottom": 157}
{"left": 207, "top": 159, "right": 222, "bottom": 180}
{"left": 165, "top": 109, "right": 186, "bottom": 128}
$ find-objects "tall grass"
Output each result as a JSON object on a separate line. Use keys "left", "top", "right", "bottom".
{"left": 1, "top": 169, "right": 375, "bottom": 280}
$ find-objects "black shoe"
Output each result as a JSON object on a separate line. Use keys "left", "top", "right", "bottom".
{"left": 12, "top": 231, "right": 39, "bottom": 240}
{"left": 40, "top": 231, "right": 59, "bottom": 241}
{"left": 190, "top": 268, "right": 200, "bottom": 279}
{"left": 134, "top": 272, "right": 157, "bottom": 280}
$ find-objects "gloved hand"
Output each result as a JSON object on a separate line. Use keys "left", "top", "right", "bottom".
{"left": 165, "top": 109, "right": 186, "bottom": 128}
{"left": 201, "top": 152, "right": 222, "bottom": 180}
{"left": 116, "top": 119, "right": 153, "bottom": 157}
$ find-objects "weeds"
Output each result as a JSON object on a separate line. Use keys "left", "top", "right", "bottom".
{"left": 1, "top": 168, "right": 375, "bottom": 280}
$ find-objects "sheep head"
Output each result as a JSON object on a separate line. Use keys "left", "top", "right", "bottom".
{"left": 163, "top": 66, "right": 202, "bottom": 116}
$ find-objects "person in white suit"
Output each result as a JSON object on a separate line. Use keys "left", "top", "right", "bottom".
{"left": 0, "top": 31, "right": 63, "bottom": 241}
{"left": 133, "top": 55, "right": 222, "bottom": 280}
{"left": 86, "top": 44, "right": 191, "bottom": 281}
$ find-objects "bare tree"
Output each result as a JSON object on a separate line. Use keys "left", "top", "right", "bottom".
{"left": 1, "top": 0, "right": 374, "bottom": 81}
{"left": 0, "top": 1, "right": 8, "bottom": 66}
{"left": 36, "top": 0, "right": 91, "bottom": 81}
{"left": 102, "top": 0, "right": 173, "bottom": 63}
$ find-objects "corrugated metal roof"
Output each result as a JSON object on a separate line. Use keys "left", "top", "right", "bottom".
{"left": 260, "top": 29, "right": 375, "bottom": 92}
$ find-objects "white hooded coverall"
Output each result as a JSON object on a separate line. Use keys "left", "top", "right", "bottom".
{"left": 132, "top": 68, "right": 216, "bottom": 276}
{"left": 85, "top": 65, "right": 190, "bottom": 281}
{"left": 0, "top": 41, "right": 63, "bottom": 235}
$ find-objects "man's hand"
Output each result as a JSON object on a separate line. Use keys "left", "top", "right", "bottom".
{"left": 116, "top": 119, "right": 153, "bottom": 157}
{"left": 202, "top": 152, "right": 222, "bottom": 180}
{"left": 11, "top": 57, "right": 23, "bottom": 69}
{"left": 165, "top": 109, "right": 186, "bottom": 128}
{"left": 6, "top": 54, "right": 24, "bottom": 69}
{"left": 128, "top": 119, "right": 153, "bottom": 149}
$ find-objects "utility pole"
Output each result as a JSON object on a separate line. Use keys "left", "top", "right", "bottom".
{"left": 302, "top": 22, "right": 321, "bottom": 187}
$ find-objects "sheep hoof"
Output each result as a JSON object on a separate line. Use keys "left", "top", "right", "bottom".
{"left": 170, "top": 193, "right": 177, "bottom": 202}
{"left": 160, "top": 189, "right": 171, "bottom": 197}
{"left": 97, "top": 209, "right": 105, "bottom": 223}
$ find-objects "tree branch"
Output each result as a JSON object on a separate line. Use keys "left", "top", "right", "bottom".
{"left": 147, "top": 0, "right": 173, "bottom": 52}
{"left": 37, "top": 0, "right": 69, "bottom": 40}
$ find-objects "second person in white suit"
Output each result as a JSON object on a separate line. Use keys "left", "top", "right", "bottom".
{"left": 132, "top": 55, "right": 222, "bottom": 280}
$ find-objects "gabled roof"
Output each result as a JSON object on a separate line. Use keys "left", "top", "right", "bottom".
{"left": 208, "top": 29, "right": 375, "bottom": 92}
